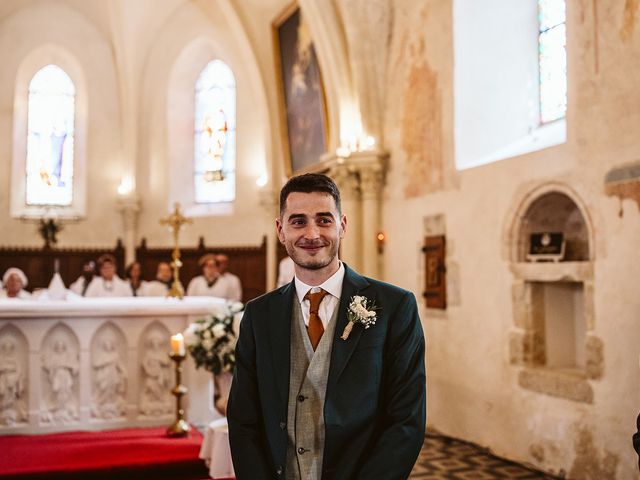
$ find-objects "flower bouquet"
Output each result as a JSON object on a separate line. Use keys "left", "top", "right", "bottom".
{"left": 183, "top": 301, "right": 243, "bottom": 416}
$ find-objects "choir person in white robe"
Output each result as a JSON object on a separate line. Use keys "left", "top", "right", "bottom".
{"left": 125, "top": 261, "right": 147, "bottom": 297}
{"left": 69, "top": 260, "right": 96, "bottom": 296}
{"left": 215, "top": 254, "right": 242, "bottom": 302}
{"left": 84, "top": 254, "right": 132, "bottom": 297}
{"left": 186, "top": 254, "right": 231, "bottom": 299}
{"left": 0, "top": 268, "right": 31, "bottom": 299}
{"left": 140, "top": 262, "right": 172, "bottom": 297}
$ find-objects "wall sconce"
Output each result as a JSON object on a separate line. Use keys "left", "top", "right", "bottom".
{"left": 377, "top": 232, "right": 385, "bottom": 254}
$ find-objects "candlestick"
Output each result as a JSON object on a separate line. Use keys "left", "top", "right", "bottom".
{"left": 167, "top": 352, "right": 190, "bottom": 438}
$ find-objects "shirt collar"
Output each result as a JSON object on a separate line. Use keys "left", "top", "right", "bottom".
{"left": 294, "top": 261, "right": 345, "bottom": 304}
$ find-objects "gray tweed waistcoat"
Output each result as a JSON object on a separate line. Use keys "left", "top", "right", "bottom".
{"left": 285, "top": 295, "right": 339, "bottom": 480}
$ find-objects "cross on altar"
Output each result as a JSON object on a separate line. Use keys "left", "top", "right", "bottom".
{"left": 160, "top": 203, "right": 193, "bottom": 299}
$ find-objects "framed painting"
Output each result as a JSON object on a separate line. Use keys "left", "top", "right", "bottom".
{"left": 273, "top": 3, "right": 329, "bottom": 175}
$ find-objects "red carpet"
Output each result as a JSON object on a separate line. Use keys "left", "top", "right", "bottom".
{"left": 0, "top": 426, "right": 211, "bottom": 480}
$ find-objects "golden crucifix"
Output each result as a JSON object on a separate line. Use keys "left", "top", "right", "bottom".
{"left": 160, "top": 203, "right": 193, "bottom": 299}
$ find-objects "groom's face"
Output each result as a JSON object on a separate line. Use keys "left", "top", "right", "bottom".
{"left": 277, "top": 191, "right": 346, "bottom": 272}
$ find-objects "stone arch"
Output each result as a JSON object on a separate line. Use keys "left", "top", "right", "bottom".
{"left": 0, "top": 323, "right": 29, "bottom": 426}
{"left": 137, "top": 321, "right": 172, "bottom": 417}
{"left": 40, "top": 322, "right": 80, "bottom": 425}
{"left": 90, "top": 322, "right": 128, "bottom": 420}
{"left": 504, "top": 181, "right": 596, "bottom": 263}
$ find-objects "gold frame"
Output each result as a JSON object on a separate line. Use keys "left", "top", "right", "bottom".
{"left": 272, "top": 1, "right": 330, "bottom": 177}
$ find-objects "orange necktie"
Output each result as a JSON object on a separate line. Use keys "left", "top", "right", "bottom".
{"left": 305, "top": 288, "right": 328, "bottom": 351}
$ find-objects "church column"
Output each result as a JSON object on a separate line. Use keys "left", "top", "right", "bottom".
{"left": 117, "top": 196, "right": 140, "bottom": 266}
{"left": 328, "top": 162, "right": 361, "bottom": 271}
{"left": 356, "top": 154, "right": 386, "bottom": 279}
{"left": 259, "top": 188, "right": 279, "bottom": 290}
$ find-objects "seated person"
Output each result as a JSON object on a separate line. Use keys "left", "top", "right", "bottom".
{"left": 187, "top": 254, "right": 226, "bottom": 298}
{"left": 125, "top": 261, "right": 147, "bottom": 297}
{"left": 214, "top": 254, "right": 242, "bottom": 302}
{"left": 84, "top": 254, "right": 132, "bottom": 297}
{"left": 277, "top": 256, "right": 295, "bottom": 287}
{"left": 0, "top": 268, "right": 31, "bottom": 299}
{"left": 141, "top": 262, "right": 173, "bottom": 297}
{"left": 69, "top": 260, "right": 97, "bottom": 296}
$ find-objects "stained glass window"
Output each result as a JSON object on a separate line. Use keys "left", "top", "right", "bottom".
{"left": 194, "top": 60, "right": 236, "bottom": 204}
{"left": 538, "top": 0, "right": 567, "bottom": 124}
{"left": 25, "top": 65, "right": 75, "bottom": 206}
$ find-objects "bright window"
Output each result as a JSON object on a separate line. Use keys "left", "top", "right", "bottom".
{"left": 538, "top": 0, "right": 567, "bottom": 124}
{"left": 194, "top": 60, "right": 236, "bottom": 204}
{"left": 25, "top": 65, "right": 76, "bottom": 206}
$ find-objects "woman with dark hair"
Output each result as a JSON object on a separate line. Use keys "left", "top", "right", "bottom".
{"left": 125, "top": 261, "right": 147, "bottom": 297}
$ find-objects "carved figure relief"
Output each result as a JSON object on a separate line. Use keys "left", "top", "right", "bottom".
{"left": 40, "top": 325, "right": 80, "bottom": 424}
{"left": 91, "top": 324, "right": 127, "bottom": 419}
{"left": 139, "top": 324, "right": 172, "bottom": 416}
{"left": 0, "top": 327, "right": 28, "bottom": 426}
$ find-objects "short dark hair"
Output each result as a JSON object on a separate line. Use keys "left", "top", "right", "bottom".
{"left": 279, "top": 173, "right": 341, "bottom": 217}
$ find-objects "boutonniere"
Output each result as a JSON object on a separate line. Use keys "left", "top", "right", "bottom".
{"left": 341, "top": 295, "right": 379, "bottom": 340}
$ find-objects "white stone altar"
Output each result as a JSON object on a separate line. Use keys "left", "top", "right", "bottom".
{"left": 0, "top": 296, "right": 224, "bottom": 435}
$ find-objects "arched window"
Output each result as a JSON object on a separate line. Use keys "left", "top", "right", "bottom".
{"left": 538, "top": 0, "right": 567, "bottom": 124}
{"left": 25, "top": 65, "right": 76, "bottom": 206}
{"left": 194, "top": 60, "right": 236, "bottom": 204}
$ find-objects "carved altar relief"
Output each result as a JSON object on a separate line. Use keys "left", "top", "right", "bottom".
{"left": 40, "top": 324, "right": 80, "bottom": 424}
{"left": 138, "top": 323, "right": 172, "bottom": 417}
{"left": 0, "top": 325, "right": 28, "bottom": 426}
{"left": 90, "top": 323, "right": 127, "bottom": 419}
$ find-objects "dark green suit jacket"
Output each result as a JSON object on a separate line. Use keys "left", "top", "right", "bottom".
{"left": 227, "top": 265, "right": 426, "bottom": 479}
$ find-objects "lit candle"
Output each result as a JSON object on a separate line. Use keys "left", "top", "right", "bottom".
{"left": 170, "top": 333, "right": 185, "bottom": 355}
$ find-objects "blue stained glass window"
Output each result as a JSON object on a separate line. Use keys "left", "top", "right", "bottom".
{"left": 26, "top": 65, "right": 75, "bottom": 206}
{"left": 194, "top": 60, "right": 236, "bottom": 204}
{"left": 538, "top": 0, "right": 567, "bottom": 124}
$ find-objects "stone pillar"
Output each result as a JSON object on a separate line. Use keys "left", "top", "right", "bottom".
{"left": 259, "top": 188, "right": 279, "bottom": 291}
{"left": 328, "top": 162, "right": 361, "bottom": 271}
{"left": 117, "top": 196, "right": 140, "bottom": 266}
{"left": 358, "top": 159, "right": 385, "bottom": 278}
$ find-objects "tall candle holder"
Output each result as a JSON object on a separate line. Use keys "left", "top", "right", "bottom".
{"left": 167, "top": 352, "right": 190, "bottom": 437}
{"left": 160, "top": 203, "right": 193, "bottom": 299}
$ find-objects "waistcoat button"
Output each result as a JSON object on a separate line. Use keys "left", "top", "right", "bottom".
{"left": 297, "top": 394, "right": 305, "bottom": 402}
{"left": 279, "top": 421, "right": 286, "bottom": 430}
{"left": 276, "top": 466, "right": 283, "bottom": 475}
{"left": 297, "top": 447, "right": 306, "bottom": 455}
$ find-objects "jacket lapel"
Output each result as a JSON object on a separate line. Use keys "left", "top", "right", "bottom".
{"left": 327, "top": 264, "right": 370, "bottom": 389}
{"left": 269, "top": 281, "right": 294, "bottom": 408}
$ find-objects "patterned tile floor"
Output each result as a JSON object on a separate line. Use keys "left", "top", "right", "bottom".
{"left": 410, "top": 432, "right": 559, "bottom": 479}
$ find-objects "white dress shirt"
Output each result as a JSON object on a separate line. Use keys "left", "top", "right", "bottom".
{"left": 294, "top": 262, "right": 345, "bottom": 329}
{"left": 84, "top": 276, "right": 133, "bottom": 297}
{"left": 0, "top": 289, "right": 31, "bottom": 299}
{"left": 140, "top": 280, "right": 169, "bottom": 297}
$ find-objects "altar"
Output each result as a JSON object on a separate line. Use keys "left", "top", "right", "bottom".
{"left": 0, "top": 296, "right": 224, "bottom": 435}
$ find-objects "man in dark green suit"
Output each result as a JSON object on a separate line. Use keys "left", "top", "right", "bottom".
{"left": 228, "top": 173, "right": 426, "bottom": 479}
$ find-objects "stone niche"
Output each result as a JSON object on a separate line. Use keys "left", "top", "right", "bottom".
{"left": 506, "top": 183, "right": 602, "bottom": 403}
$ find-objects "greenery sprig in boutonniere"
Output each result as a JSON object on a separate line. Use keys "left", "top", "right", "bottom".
{"left": 341, "top": 295, "right": 379, "bottom": 340}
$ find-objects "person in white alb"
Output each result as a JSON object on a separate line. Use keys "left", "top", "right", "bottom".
{"left": 214, "top": 254, "right": 243, "bottom": 302}
{"left": 69, "top": 260, "right": 97, "bottom": 296}
{"left": 84, "top": 254, "right": 132, "bottom": 297}
{"left": 141, "top": 262, "right": 173, "bottom": 297}
{"left": 187, "top": 254, "right": 227, "bottom": 299}
{"left": 0, "top": 268, "right": 31, "bottom": 299}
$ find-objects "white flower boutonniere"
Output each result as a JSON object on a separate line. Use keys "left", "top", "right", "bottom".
{"left": 341, "top": 295, "right": 379, "bottom": 340}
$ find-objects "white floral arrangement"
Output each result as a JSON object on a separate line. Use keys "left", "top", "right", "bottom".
{"left": 183, "top": 301, "right": 243, "bottom": 375}
{"left": 341, "top": 295, "right": 379, "bottom": 340}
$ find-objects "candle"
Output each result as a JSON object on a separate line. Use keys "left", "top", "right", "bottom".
{"left": 171, "top": 333, "right": 185, "bottom": 355}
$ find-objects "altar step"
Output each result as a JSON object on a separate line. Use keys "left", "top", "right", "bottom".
{"left": 0, "top": 425, "right": 210, "bottom": 480}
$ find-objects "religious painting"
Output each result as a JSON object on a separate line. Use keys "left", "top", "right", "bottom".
{"left": 273, "top": 3, "right": 328, "bottom": 175}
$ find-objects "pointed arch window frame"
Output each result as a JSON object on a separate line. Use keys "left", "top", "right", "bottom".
{"left": 11, "top": 46, "right": 88, "bottom": 219}
{"left": 193, "top": 59, "right": 237, "bottom": 205}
